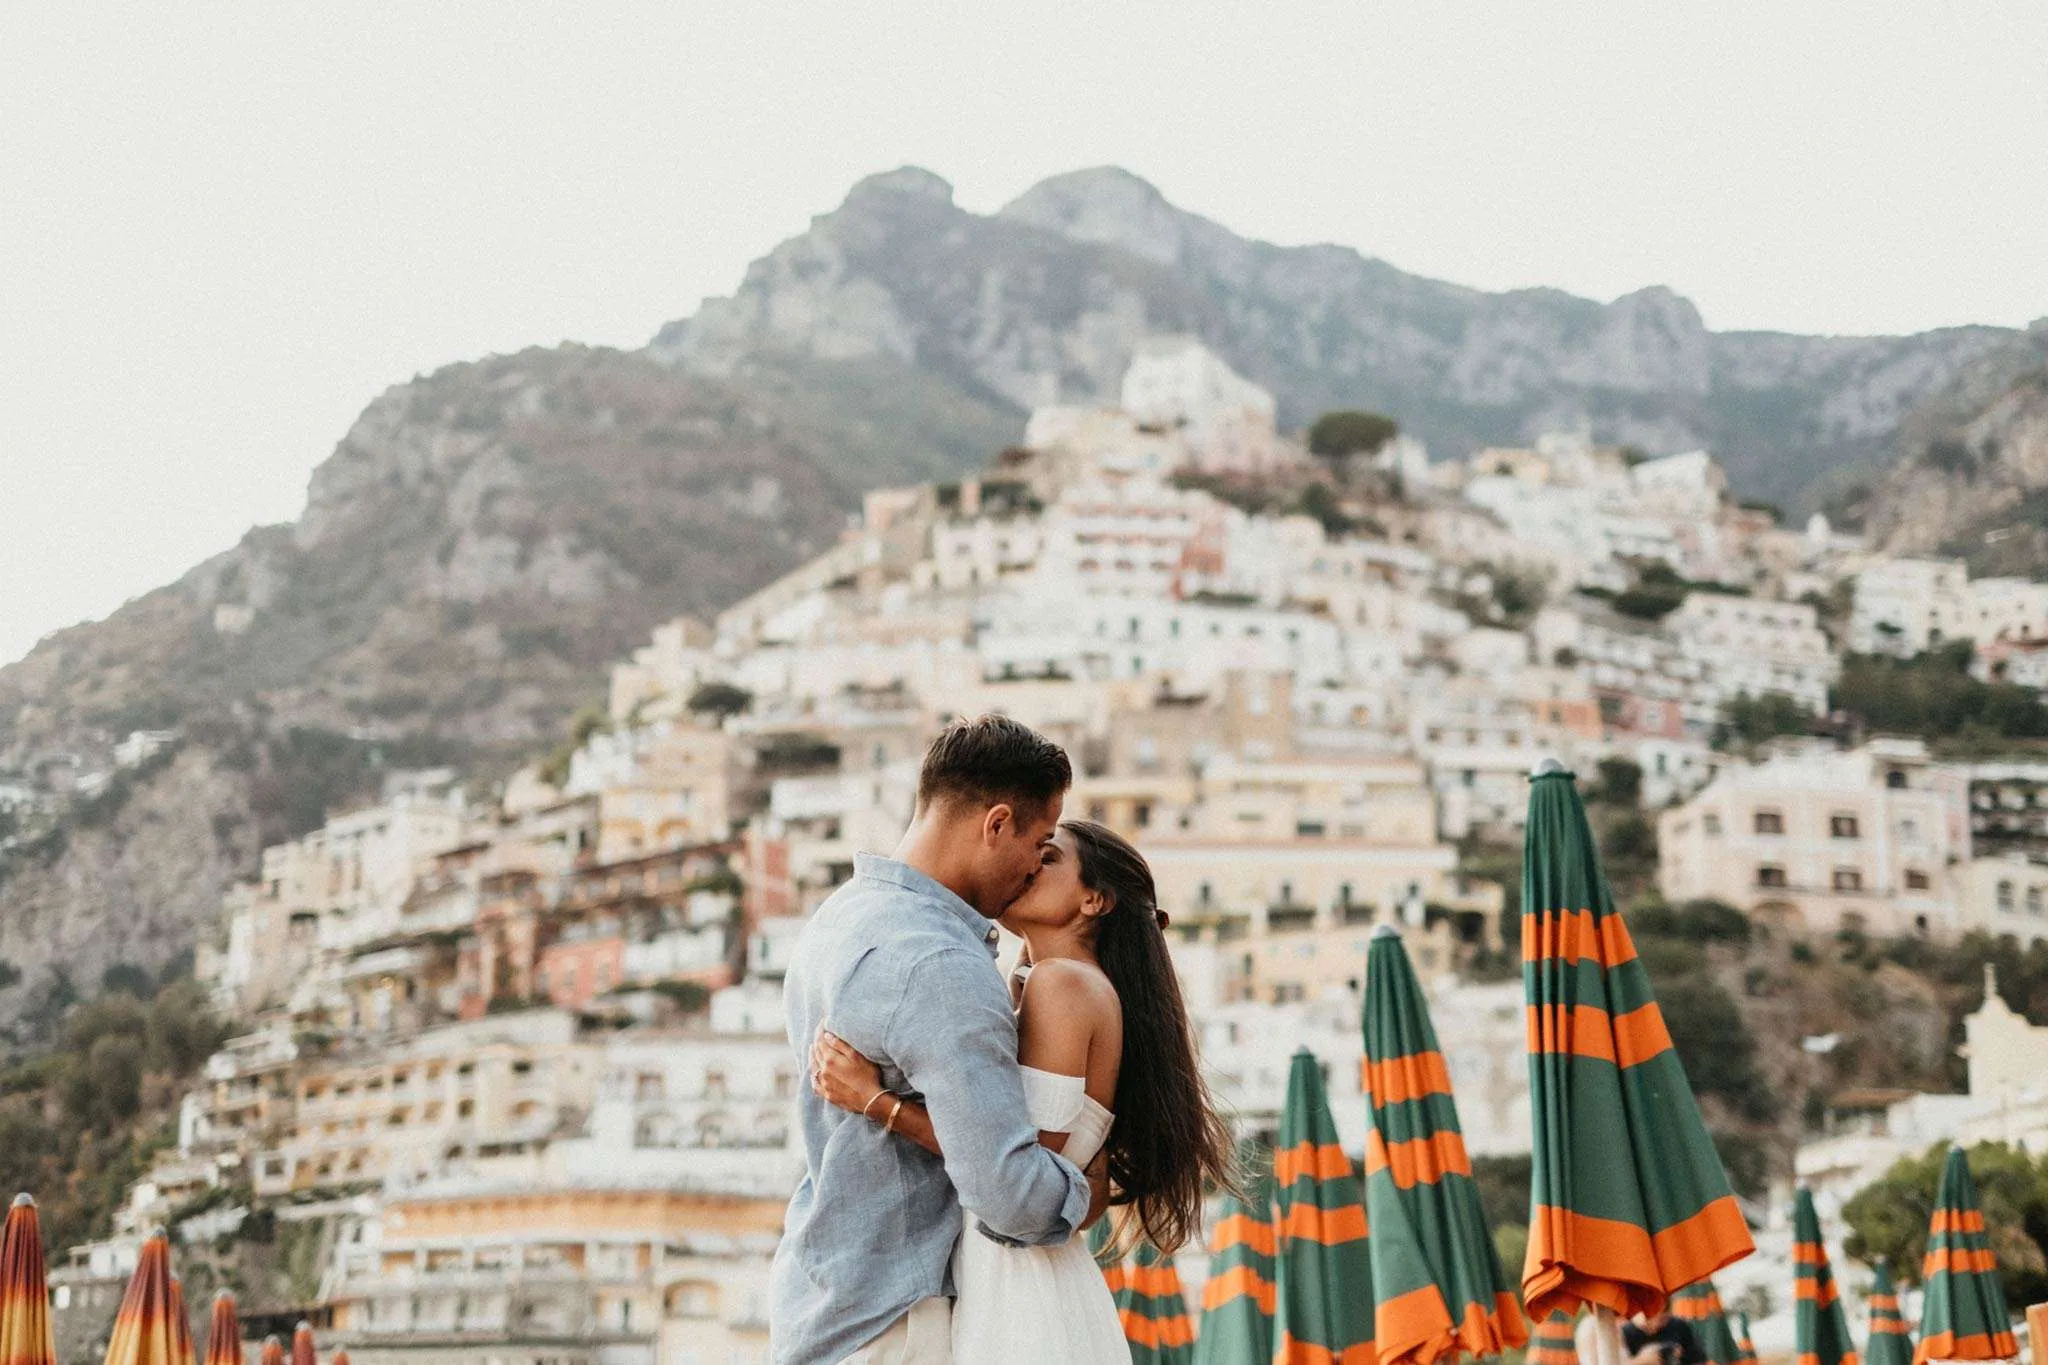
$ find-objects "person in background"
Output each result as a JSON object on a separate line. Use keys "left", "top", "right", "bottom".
{"left": 1622, "top": 1306, "right": 1708, "bottom": 1365}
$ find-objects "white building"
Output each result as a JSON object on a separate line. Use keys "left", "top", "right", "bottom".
{"left": 1850, "top": 558, "right": 1970, "bottom": 656}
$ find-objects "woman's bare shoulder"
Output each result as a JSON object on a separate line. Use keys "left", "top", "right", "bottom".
{"left": 1021, "top": 957, "right": 1119, "bottom": 1021}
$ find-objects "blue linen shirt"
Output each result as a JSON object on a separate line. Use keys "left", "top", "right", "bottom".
{"left": 769, "top": 853, "right": 1092, "bottom": 1365}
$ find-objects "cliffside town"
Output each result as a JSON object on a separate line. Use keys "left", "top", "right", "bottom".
{"left": 17, "top": 340, "right": 2048, "bottom": 1364}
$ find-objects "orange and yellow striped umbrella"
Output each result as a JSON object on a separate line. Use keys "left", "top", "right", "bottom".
{"left": 1520, "top": 768, "right": 1753, "bottom": 1322}
{"left": 257, "top": 1338, "right": 283, "bottom": 1365}
{"left": 0, "top": 1194, "right": 56, "bottom": 1365}
{"left": 288, "top": 1322, "right": 314, "bottom": 1365}
{"left": 103, "top": 1232, "right": 183, "bottom": 1365}
{"left": 1526, "top": 1312, "right": 1580, "bottom": 1365}
{"left": 328, "top": 1354, "right": 347, "bottom": 1365}
{"left": 203, "top": 1292, "right": 242, "bottom": 1365}
{"left": 1272, "top": 1049, "right": 1375, "bottom": 1364}
{"left": 169, "top": 1279, "right": 197, "bottom": 1365}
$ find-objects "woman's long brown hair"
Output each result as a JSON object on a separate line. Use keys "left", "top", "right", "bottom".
{"left": 1064, "top": 820, "right": 1236, "bottom": 1255}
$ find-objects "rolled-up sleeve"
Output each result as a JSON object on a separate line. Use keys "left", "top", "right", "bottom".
{"left": 887, "top": 947, "right": 1090, "bottom": 1246}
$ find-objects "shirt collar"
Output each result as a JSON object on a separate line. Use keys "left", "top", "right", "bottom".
{"left": 854, "top": 852, "right": 1002, "bottom": 954}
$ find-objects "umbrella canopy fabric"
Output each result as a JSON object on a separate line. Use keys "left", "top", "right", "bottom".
{"left": 168, "top": 1280, "right": 195, "bottom": 1365}
{"left": 1101, "top": 1237, "right": 1196, "bottom": 1364}
{"left": 1520, "top": 768, "right": 1753, "bottom": 1322}
{"left": 288, "top": 1323, "right": 313, "bottom": 1365}
{"left": 1360, "top": 926, "right": 1526, "bottom": 1365}
{"left": 1669, "top": 1280, "right": 1742, "bottom": 1365}
{"left": 203, "top": 1294, "right": 241, "bottom": 1365}
{"left": 257, "top": 1341, "right": 282, "bottom": 1365}
{"left": 0, "top": 1194, "right": 56, "bottom": 1365}
{"left": 1915, "top": 1148, "right": 2016, "bottom": 1363}
{"left": 1734, "top": 1313, "right": 1759, "bottom": 1365}
{"left": 1271, "top": 1049, "right": 1375, "bottom": 1365}
{"left": 1793, "top": 1188, "right": 1861, "bottom": 1365}
{"left": 1864, "top": 1262, "right": 1913, "bottom": 1365}
{"left": 103, "top": 1233, "right": 183, "bottom": 1365}
{"left": 1526, "top": 1312, "right": 1580, "bottom": 1365}
{"left": 1192, "top": 1152, "right": 1276, "bottom": 1365}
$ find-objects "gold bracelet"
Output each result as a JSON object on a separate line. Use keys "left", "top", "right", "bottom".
{"left": 860, "top": 1090, "right": 889, "bottom": 1121}
{"left": 883, "top": 1097, "right": 905, "bottom": 1135}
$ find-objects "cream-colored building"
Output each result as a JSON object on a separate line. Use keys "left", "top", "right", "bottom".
{"left": 1657, "top": 739, "right": 1968, "bottom": 936}
{"left": 255, "top": 1010, "right": 599, "bottom": 1197}
{"left": 569, "top": 721, "right": 737, "bottom": 864}
{"left": 1958, "top": 854, "right": 2048, "bottom": 947}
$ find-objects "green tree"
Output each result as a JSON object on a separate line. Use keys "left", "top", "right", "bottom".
{"left": 1593, "top": 757, "right": 1643, "bottom": 806}
{"left": 1295, "top": 482, "right": 1355, "bottom": 537}
{"left": 1715, "top": 691, "right": 1821, "bottom": 751}
{"left": 1308, "top": 410, "right": 1400, "bottom": 460}
{"left": 687, "top": 682, "right": 754, "bottom": 720}
{"left": 1841, "top": 1142, "right": 2048, "bottom": 1312}
{"left": 1834, "top": 645, "right": 2048, "bottom": 741}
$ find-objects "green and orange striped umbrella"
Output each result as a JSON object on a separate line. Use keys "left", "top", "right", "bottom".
{"left": 1192, "top": 1150, "right": 1276, "bottom": 1365}
{"left": 1097, "top": 1231, "right": 1196, "bottom": 1364}
{"left": 103, "top": 1232, "right": 183, "bottom": 1365}
{"left": 1520, "top": 767, "right": 1753, "bottom": 1322}
{"left": 1794, "top": 1188, "right": 1860, "bottom": 1365}
{"left": 0, "top": 1194, "right": 56, "bottom": 1365}
{"left": 1670, "top": 1279, "right": 1742, "bottom": 1365}
{"left": 1865, "top": 1261, "right": 1913, "bottom": 1365}
{"left": 1526, "top": 1312, "right": 1580, "bottom": 1365}
{"left": 1272, "top": 1049, "right": 1375, "bottom": 1365}
{"left": 1734, "top": 1313, "right": 1759, "bottom": 1365}
{"left": 1915, "top": 1148, "right": 2015, "bottom": 1363}
{"left": 203, "top": 1293, "right": 242, "bottom": 1365}
{"left": 257, "top": 1340, "right": 282, "bottom": 1365}
{"left": 1361, "top": 925, "right": 1525, "bottom": 1365}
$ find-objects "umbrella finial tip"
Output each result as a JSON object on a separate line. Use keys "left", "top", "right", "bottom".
{"left": 296, "top": 1320, "right": 312, "bottom": 1331}
{"left": 1370, "top": 922, "right": 1401, "bottom": 940}
{"left": 1530, "top": 757, "right": 1569, "bottom": 778}
{"left": 148, "top": 1224, "right": 168, "bottom": 1240}
{"left": 10, "top": 1192, "right": 33, "bottom": 1208}
{"left": 213, "top": 1288, "right": 233, "bottom": 1302}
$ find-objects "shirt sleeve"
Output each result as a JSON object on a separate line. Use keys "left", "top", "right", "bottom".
{"left": 887, "top": 946, "right": 1091, "bottom": 1246}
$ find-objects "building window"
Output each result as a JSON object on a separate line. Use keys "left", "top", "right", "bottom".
{"left": 1198, "top": 881, "right": 1213, "bottom": 906}
{"left": 1702, "top": 814, "right": 1722, "bottom": 836}
{"left": 1753, "top": 809, "right": 1784, "bottom": 835}
{"left": 1905, "top": 869, "right": 1931, "bottom": 892}
{"left": 1757, "top": 865, "right": 1788, "bottom": 888}
{"left": 2028, "top": 886, "right": 2047, "bottom": 917}
{"left": 1998, "top": 881, "right": 2015, "bottom": 912}
{"left": 1830, "top": 814, "right": 1860, "bottom": 839}
{"left": 1133, "top": 802, "right": 1152, "bottom": 829}
{"left": 1887, "top": 769, "right": 1909, "bottom": 789}
{"left": 1831, "top": 868, "right": 1863, "bottom": 892}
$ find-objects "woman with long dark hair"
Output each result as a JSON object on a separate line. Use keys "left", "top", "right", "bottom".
{"left": 809, "top": 819, "right": 1234, "bottom": 1362}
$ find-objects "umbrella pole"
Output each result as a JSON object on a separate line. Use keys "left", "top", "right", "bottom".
{"left": 1589, "top": 1307, "right": 1629, "bottom": 1365}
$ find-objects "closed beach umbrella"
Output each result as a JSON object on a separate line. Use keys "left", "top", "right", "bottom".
{"left": 1360, "top": 925, "right": 1526, "bottom": 1365}
{"left": 1526, "top": 1312, "right": 1581, "bottom": 1365}
{"left": 103, "top": 1232, "right": 182, "bottom": 1365}
{"left": 0, "top": 1194, "right": 56, "bottom": 1365}
{"left": 257, "top": 1339, "right": 282, "bottom": 1365}
{"left": 1520, "top": 765, "right": 1753, "bottom": 1321}
{"left": 1733, "top": 1313, "right": 1759, "bottom": 1365}
{"left": 1101, "top": 1237, "right": 1196, "bottom": 1364}
{"left": 1793, "top": 1188, "right": 1860, "bottom": 1365}
{"left": 1864, "top": 1262, "right": 1914, "bottom": 1365}
{"left": 1915, "top": 1148, "right": 2016, "bottom": 1363}
{"left": 1192, "top": 1151, "right": 1276, "bottom": 1365}
{"left": 288, "top": 1323, "right": 314, "bottom": 1365}
{"left": 1669, "top": 1280, "right": 1742, "bottom": 1365}
{"left": 1271, "top": 1049, "right": 1375, "bottom": 1365}
{"left": 203, "top": 1293, "right": 242, "bottom": 1365}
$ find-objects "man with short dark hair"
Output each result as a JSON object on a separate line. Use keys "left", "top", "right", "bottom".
{"left": 772, "top": 716, "right": 1089, "bottom": 1365}
{"left": 1622, "top": 1308, "right": 1707, "bottom": 1365}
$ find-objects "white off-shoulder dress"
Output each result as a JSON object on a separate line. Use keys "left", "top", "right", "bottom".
{"left": 950, "top": 1065, "right": 1127, "bottom": 1363}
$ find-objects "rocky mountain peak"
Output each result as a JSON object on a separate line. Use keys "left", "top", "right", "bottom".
{"left": 843, "top": 165, "right": 956, "bottom": 206}
{"left": 998, "top": 167, "right": 1191, "bottom": 266}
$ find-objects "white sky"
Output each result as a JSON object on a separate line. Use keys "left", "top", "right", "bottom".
{"left": 3, "top": 3, "right": 2046, "bottom": 669}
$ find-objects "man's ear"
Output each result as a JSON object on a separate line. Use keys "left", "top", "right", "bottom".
{"left": 982, "top": 802, "right": 1014, "bottom": 847}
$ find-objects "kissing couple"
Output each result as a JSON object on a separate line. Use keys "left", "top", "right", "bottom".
{"left": 769, "top": 715, "right": 1235, "bottom": 1364}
